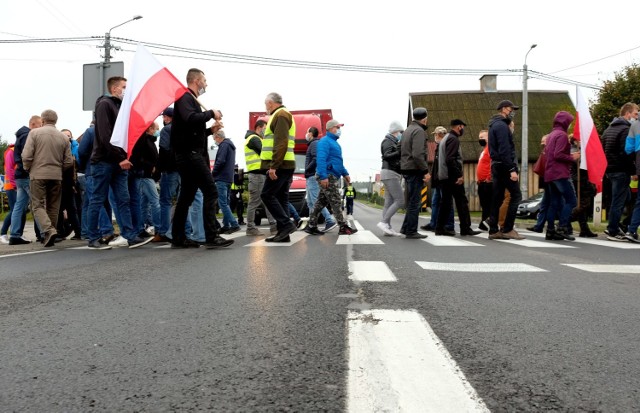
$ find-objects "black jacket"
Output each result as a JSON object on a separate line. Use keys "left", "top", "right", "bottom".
{"left": 13, "top": 126, "right": 30, "bottom": 179}
{"left": 305, "top": 138, "right": 319, "bottom": 178}
{"left": 380, "top": 133, "right": 401, "bottom": 173}
{"left": 92, "top": 95, "right": 127, "bottom": 164}
{"left": 130, "top": 133, "right": 159, "bottom": 179}
{"left": 170, "top": 89, "right": 214, "bottom": 161}
{"left": 157, "top": 123, "right": 176, "bottom": 173}
{"left": 438, "top": 130, "right": 463, "bottom": 181}
{"left": 602, "top": 117, "right": 634, "bottom": 174}
{"left": 488, "top": 114, "right": 518, "bottom": 172}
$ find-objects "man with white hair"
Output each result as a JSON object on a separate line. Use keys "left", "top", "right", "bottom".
{"left": 21, "top": 109, "right": 74, "bottom": 247}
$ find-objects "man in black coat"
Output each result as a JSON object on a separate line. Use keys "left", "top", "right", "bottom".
{"left": 170, "top": 68, "right": 233, "bottom": 249}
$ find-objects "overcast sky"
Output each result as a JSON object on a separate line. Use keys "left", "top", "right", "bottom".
{"left": 1, "top": 0, "right": 637, "bottom": 180}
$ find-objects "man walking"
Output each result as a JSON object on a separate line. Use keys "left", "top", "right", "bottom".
{"left": 487, "top": 100, "right": 525, "bottom": 240}
{"left": 400, "top": 107, "right": 430, "bottom": 239}
{"left": 170, "top": 68, "right": 233, "bottom": 249}
{"left": 212, "top": 130, "right": 240, "bottom": 234}
{"left": 260, "top": 92, "right": 298, "bottom": 242}
{"left": 305, "top": 126, "right": 337, "bottom": 232}
{"left": 21, "top": 109, "right": 74, "bottom": 247}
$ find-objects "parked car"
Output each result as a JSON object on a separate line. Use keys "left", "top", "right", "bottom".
{"left": 516, "top": 191, "right": 544, "bottom": 219}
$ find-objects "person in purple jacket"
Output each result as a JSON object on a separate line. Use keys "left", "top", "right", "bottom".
{"left": 544, "top": 111, "right": 580, "bottom": 241}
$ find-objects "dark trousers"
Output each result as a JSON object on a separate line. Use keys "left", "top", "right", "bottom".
{"left": 438, "top": 179, "right": 472, "bottom": 232}
{"left": 261, "top": 169, "right": 294, "bottom": 230}
{"left": 489, "top": 164, "right": 522, "bottom": 233}
{"left": 477, "top": 181, "right": 493, "bottom": 222}
{"left": 400, "top": 173, "right": 423, "bottom": 235}
{"left": 172, "top": 153, "right": 220, "bottom": 243}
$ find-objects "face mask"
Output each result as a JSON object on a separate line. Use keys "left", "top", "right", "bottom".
{"left": 335, "top": 129, "right": 342, "bottom": 137}
{"left": 198, "top": 81, "right": 206, "bottom": 96}
{"left": 507, "top": 110, "right": 515, "bottom": 120}
{"left": 153, "top": 130, "right": 160, "bottom": 138}
{"left": 631, "top": 118, "right": 637, "bottom": 124}
{"left": 458, "top": 128, "right": 464, "bottom": 137}
{"left": 478, "top": 139, "right": 487, "bottom": 147}
{"left": 396, "top": 132, "right": 402, "bottom": 141}
{"left": 305, "top": 134, "right": 312, "bottom": 142}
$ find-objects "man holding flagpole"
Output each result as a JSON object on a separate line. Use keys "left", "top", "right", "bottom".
{"left": 170, "top": 68, "right": 233, "bottom": 249}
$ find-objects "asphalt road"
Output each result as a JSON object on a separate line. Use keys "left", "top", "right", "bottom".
{"left": 0, "top": 203, "right": 638, "bottom": 412}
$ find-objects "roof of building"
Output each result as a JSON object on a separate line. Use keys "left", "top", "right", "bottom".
{"left": 408, "top": 90, "right": 576, "bottom": 162}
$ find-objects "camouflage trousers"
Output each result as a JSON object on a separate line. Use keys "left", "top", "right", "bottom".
{"left": 309, "top": 175, "right": 345, "bottom": 227}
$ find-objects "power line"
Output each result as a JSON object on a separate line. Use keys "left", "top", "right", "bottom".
{"left": 548, "top": 45, "right": 640, "bottom": 75}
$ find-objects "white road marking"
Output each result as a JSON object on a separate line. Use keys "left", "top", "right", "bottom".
{"left": 424, "top": 236, "right": 484, "bottom": 247}
{"left": 244, "top": 231, "right": 308, "bottom": 247}
{"left": 347, "top": 309, "right": 489, "bottom": 413}
{"left": 336, "top": 230, "right": 384, "bottom": 245}
{"left": 352, "top": 220, "right": 365, "bottom": 231}
{"left": 563, "top": 264, "right": 640, "bottom": 273}
{"left": 493, "top": 237, "right": 576, "bottom": 248}
{"left": 416, "top": 261, "right": 547, "bottom": 272}
{"left": 524, "top": 231, "right": 640, "bottom": 249}
{"left": 0, "top": 250, "right": 55, "bottom": 258}
{"left": 348, "top": 261, "right": 397, "bottom": 282}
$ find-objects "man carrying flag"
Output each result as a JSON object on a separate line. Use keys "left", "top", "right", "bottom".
{"left": 85, "top": 76, "right": 153, "bottom": 250}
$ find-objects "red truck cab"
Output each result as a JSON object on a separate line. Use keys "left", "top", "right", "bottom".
{"left": 248, "top": 109, "right": 333, "bottom": 219}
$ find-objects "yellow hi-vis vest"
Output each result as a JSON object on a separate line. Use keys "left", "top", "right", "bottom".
{"left": 260, "top": 107, "right": 296, "bottom": 162}
{"left": 244, "top": 134, "right": 262, "bottom": 172}
{"left": 345, "top": 187, "right": 355, "bottom": 198}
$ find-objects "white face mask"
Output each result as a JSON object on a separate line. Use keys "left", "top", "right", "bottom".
{"left": 197, "top": 80, "right": 206, "bottom": 96}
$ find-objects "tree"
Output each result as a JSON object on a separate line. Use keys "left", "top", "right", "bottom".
{"left": 591, "top": 64, "right": 640, "bottom": 134}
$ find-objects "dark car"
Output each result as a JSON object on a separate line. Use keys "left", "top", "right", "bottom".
{"left": 516, "top": 191, "right": 544, "bottom": 219}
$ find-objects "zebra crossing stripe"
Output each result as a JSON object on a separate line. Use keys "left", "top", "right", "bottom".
{"left": 416, "top": 261, "right": 546, "bottom": 272}
{"left": 347, "top": 309, "right": 489, "bottom": 412}
{"left": 562, "top": 264, "right": 640, "bottom": 273}
{"left": 523, "top": 231, "right": 640, "bottom": 249}
{"left": 348, "top": 261, "right": 397, "bottom": 282}
{"left": 424, "top": 237, "right": 484, "bottom": 247}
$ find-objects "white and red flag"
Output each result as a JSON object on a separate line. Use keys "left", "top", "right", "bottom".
{"left": 111, "top": 44, "right": 188, "bottom": 154}
{"left": 573, "top": 87, "right": 607, "bottom": 192}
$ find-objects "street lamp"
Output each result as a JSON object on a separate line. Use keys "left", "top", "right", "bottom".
{"left": 521, "top": 43, "right": 537, "bottom": 200}
{"left": 104, "top": 15, "right": 143, "bottom": 63}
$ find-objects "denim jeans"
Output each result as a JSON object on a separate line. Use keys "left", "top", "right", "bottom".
{"left": 215, "top": 181, "right": 239, "bottom": 228}
{"left": 81, "top": 174, "right": 114, "bottom": 239}
{"left": 86, "top": 161, "right": 136, "bottom": 243}
{"left": 533, "top": 188, "right": 551, "bottom": 231}
{"left": 1, "top": 188, "right": 17, "bottom": 235}
{"left": 189, "top": 189, "right": 205, "bottom": 242}
{"left": 127, "top": 172, "right": 143, "bottom": 235}
{"left": 428, "top": 187, "right": 454, "bottom": 230}
{"left": 627, "top": 186, "right": 640, "bottom": 234}
{"left": 159, "top": 171, "right": 180, "bottom": 236}
{"left": 400, "top": 173, "right": 423, "bottom": 235}
{"left": 139, "top": 178, "right": 161, "bottom": 231}
{"left": 606, "top": 172, "right": 630, "bottom": 234}
{"left": 10, "top": 178, "right": 39, "bottom": 238}
{"left": 546, "top": 178, "right": 577, "bottom": 229}
{"left": 306, "top": 177, "right": 335, "bottom": 225}
{"left": 288, "top": 202, "right": 300, "bottom": 221}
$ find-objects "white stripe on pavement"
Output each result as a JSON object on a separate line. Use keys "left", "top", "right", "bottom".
{"left": 352, "top": 220, "right": 365, "bottom": 231}
{"left": 424, "top": 236, "right": 484, "bottom": 247}
{"left": 524, "top": 231, "right": 640, "bottom": 249}
{"left": 494, "top": 238, "right": 576, "bottom": 248}
{"left": 563, "top": 264, "right": 640, "bottom": 273}
{"left": 0, "top": 250, "right": 55, "bottom": 259}
{"left": 347, "top": 309, "right": 489, "bottom": 413}
{"left": 244, "top": 231, "right": 308, "bottom": 247}
{"left": 348, "top": 261, "right": 397, "bottom": 282}
{"left": 336, "top": 231, "right": 384, "bottom": 245}
{"left": 416, "top": 261, "right": 546, "bottom": 272}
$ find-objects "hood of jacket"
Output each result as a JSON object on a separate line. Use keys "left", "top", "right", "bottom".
{"left": 552, "top": 111, "right": 574, "bottom": 131}
{"left": 15, "top": 126, "right": 30, "bottom": 140}
{"left": 488, "top": 114, "right": 509, "bottom": 128}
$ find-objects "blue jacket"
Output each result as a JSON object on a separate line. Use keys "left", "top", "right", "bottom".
{"left": 13, "top": 126, "right": 31, "bottom": 179}
{"left": 488, "top": 114, "right": 518, "bottom": 172}
{"left": 316, "top": 132, "right": 348, "bottom": 180}
{"left": 212, "top": 138, "right": 236, "bottom": 183}
{"left": 78, "top": 125, "right": 95, "bottom": 174}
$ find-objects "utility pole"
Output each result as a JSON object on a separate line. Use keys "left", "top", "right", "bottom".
{"left": 521, "top": 43, "right": 537, "bottom": 200}
{"left": 98, "top": 16, "right": 142, "bottom": 94}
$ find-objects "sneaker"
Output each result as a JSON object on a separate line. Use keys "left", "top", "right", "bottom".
{"left": 145, "top": 226, "right": 155, "bottom": 236}
{"left": 502, "top": 229, "right": 526, "bottom": 240}
{"left": 377, "top": 222, "right": 394, "bottom": 236}
{"left": 305, "top": 226, "right": 325, "bottom": 235}
{"left": 20, "top": 235, "right": 32, "bottom": 243}
{"left": 338, "top": 225, "right": 358, "bottom": 235}
{"left": 205, "top": 236, "right": 234, "bottom": 249}
{"left": 460, "top": 229, "right": 481, "bottom": 236}
{"left": 245, "top": 227, "right": 262, "bottom": 236}
{"left": 478, "top": 221, "right": 489, "bottom": 231}
{"left": 556, "top": 228, "right": 575, "bottom": 241}
{"left": 88, "top": 240, "right": 112, "bottom": 250}
{"left": 272, "top": 223, "right": 297, "bottom": 242}
{"left": 298, "top": 217, "right": 309, "bottom": 230}
{"left": 624, "top": 232, "right": 640, "bottom": 243}
{"left": 128, "top": 236, "right": 153, "bottom": 249}
{"left": 323, "top": 222, "right": 338, "bottom": 232}
{"left": 0, "top": 235, "right": 8, "bottom": 244}
{"left": 405, "top": 232, "right": 428, "bottom": 239}
{"left": 171, "top": 239, "right": 201, "bottom": 248}
{"left": 108, "top": 236, "right": 129, "bottom": 247}
{"left": 488, "top": 231, "right": 507, "bottom": 240}
{"left": 219, "top": 227, "right": 231, "bottom": 234}
{"left": 607, "top": 232, "right": 629, "bottom": 242}
{"left": 99, "top": 234, "right": 116, "bottom": 245}
{"left": 9, "top": 237, "right": 31, "bottom": 245}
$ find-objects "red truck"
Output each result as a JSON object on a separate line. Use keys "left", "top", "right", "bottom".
{"left": 248, "top": 109, "right": 333, "bottom": 223}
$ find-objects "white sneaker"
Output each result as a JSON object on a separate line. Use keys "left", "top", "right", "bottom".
{"left": 390, "top": 228, "right": 403, "bottom": 237}
{"left": 20, "top": 236, "right": 32, "bottom": 243}
{"left": 377, "top": 222, "right": 394, "bottom": 236}
{"left": 108, "top": 235, "right": 128, "bottom": 247}
{"left": 0, "top": 235, "right": 8, "bottom": 244}
{"left": 145, "top": 226, "right": 155, "bottom": 236}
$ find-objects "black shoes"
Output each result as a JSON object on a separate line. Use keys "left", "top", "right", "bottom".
{"left": 526, "top": 226, "right": 543, "bottom": 233}
{"left": 435, "top": 229, "right": 456, "bottom": 236}
{"left": 460, "top": 229, "right": 481, "bottom": 236}
{"left": 545, "top": 229, "right": 565, "bottom": 240}
{"left": 305, "top": 226, "right": 325, "bottom": 235}
{"left": 220, "top": 226, "right": 241, "bottom": 235}
{"left": 420, "top": 224, "right": 435, "bottom": 231}
{"left": 128, "top": 236, "right": 154, "bottom": 249}
{"left": 8, "top": 237, "right": 30, "bottom": 245}
{"left": 205, "top": 236, "right": 234, "bottom": 249}
{"left": 88, "top": 240, "right": 112, "bottom": 250}
{"left": 405, "top": 232, "right": 428, "bottom": 239}
{"left": 338, "top": 225, "right": 358, "bottom": 235}
{"left": 171, "top": 239, "right": 201, "bottom": 248}
{"left": 271, "top": 223, "right": 297, "bottom": 242}
{"left": 265, "top": 235, "right": 291, "bottom": 243}
{"left": 99, "top": 234, "right": 117, "bottom": 244}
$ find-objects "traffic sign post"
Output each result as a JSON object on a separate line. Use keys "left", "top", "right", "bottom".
{"left": 82, "top": 61, "right": 124, "bottom": 111}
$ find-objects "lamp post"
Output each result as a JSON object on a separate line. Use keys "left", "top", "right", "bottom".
{"left": 521, "top": 43, "right": 537, "bottom": 200}
{"left": 99, "top": 16, "right": 142, "bottom": 95}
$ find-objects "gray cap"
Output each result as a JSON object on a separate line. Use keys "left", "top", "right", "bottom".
{"left": 326, "top": 119, "right": 344, "bottom": 129}
{"left": 412, "top": 107, "right": 428, "bottom": 120}
{"left": 388, "top": 121, "right": 404, "bottom": 134}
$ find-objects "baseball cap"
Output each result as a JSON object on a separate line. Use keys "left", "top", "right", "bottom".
{"left": 326, "top": 119, "right": 344, "bottom": 129}
{"left": 496, "top": 100, "right": 519, "bottom": 111}
{"left": 431, "top": 126, "right": 447, "bottom": 135}
{"left": 450, "top": 119, "right": 467, "bottom": 127}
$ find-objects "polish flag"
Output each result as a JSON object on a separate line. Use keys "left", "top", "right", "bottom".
{"left": 111, "top": 44, "right": 188, "bottom": 154}
{"left": 573, "top": 87, "right": 607, "bottom": 192}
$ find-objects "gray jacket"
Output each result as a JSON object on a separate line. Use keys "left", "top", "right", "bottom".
{"left": 400, "top": 120, "right": 429, "bottom": 175}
